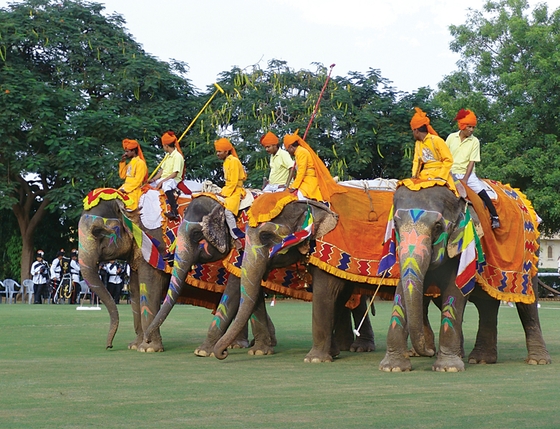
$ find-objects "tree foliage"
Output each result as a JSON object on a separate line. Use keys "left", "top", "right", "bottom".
{"left": 0, "top": 0, "right": 197, "bottom": 280}
{"left": 184, "top": 60, "right": 430, "bottom": 189}
{"left": 436, "top": 0, "right": 560, "bottom": 232}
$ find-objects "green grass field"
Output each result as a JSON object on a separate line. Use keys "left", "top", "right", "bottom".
{"left": 1, "top": 299, "right": 559, "bottom": 429}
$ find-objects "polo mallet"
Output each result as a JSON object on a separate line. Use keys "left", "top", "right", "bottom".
{"left": 353, "top": 270, "right": 387, "bottom": 337}
{"left": 285, "top": 64, "right": 335, "bottom": 186}
{"left": 148, "top": 83, "right": 225, "bottom": 181}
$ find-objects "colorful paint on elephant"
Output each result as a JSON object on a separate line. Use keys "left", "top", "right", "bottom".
{"left": 139, "top": 282, "right": 152, "bottom": 319}
{"left": 211, "top": 294, "right": 230, "bottom": 330}
{"left": 390, "top": 294, "right": 405, "bottom": 329}
{"left": 441, "top": 296, "right": 456, "bottom": 333}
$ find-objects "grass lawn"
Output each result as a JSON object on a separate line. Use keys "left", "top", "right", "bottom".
{"left": 1, "top": 298, "right": 559, "bottom": 429}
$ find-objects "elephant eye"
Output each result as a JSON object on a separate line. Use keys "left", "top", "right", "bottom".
{"left": 259, "top": 231, "right": 277, "bottom": 246}
{"left": 192, "top": 230, "right": 204, "bottom": 243}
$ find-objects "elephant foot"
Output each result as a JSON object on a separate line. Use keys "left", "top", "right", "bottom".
{"left": 379, "top": 352, "right": 412, "bottom": 372}
{"left": 248, "top": 344, "right": 274, "bottom": 356}
{"left": 349, "top": 337, "right": 375, "bottom": 353}
{"left": 194, "top": 347, "right": 214, "bottom": 357}
{"left": 304, "top": 349, "right": 334, "bottom": 363}
{"left": 526, "top": 350, "right": 551, "bottom": 365}
{"left": 433, "top": 354, "right": 464, "bottom": 372}
{"left": 468, "top": 347, "right": 497, "bottom": 365}
{"left": 127, "top": 336, "right": 143, "bottom": 351}
{"left": 137, "top": 340, "right": 164, "bottom": 353}
{"left": 229, "top": 339, "right": 249, "bottom": 349}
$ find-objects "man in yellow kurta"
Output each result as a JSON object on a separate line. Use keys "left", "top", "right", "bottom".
{"left": 283, "top": 133, "right": 324, "bottom": 201}
{"left": 408, "top": 107, "right": 458, "bottom": 197}
{"left": 214, "top": 138, "right": 247, "bottom": 241}
{"left": 118, "top": 139, "right": 148, "bottom": 210}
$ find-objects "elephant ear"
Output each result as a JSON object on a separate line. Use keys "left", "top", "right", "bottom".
{"left": 201, "top": 205, "right": 229, "bottom": 254}
{"left": 447, "top": 207, "right": 477, "bottom": 259}
{"left": 310, "top": 205, "right": 338, "bottom": 239}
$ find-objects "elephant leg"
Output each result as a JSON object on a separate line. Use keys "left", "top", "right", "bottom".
{"left": 127, "top": 270, "right": 144, "bottom": 350}
{"left": 467, "top": 293, "right": 499, "bottom": 364}
{"left": 136, "top": 265, "right": 166, "bottom": 353}
{"left": 433, "top": 286, "right": 466, "bottom": 372}
{"left": 333, "top": 303, "right": 353, "bottom": 352}
{"left": 515, "top": 301, "right": 551, "bottom": 365}
{"left": 247, "top": 290, "right": 275, "bottom": 356}
{"left": 379, "top": 283, "right": 412, "bottom": 372}
{"left": 195, "top": 276, "right": 250, "bottom": 357}
{"left": 304, "top": 268, "right": 345, "bottom": 363}
{"left": 349, "top": 295, "right": 375, "bottom": 353}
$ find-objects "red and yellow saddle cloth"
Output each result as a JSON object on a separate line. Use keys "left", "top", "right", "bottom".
{"left": 247, "top": 189, "right": 399, "bottom": 292}
{"left": 83, "top": 187, "right": 133, "bottom": 210}
{"left": 466, "top": 180, "right": 539, "bottom": 304}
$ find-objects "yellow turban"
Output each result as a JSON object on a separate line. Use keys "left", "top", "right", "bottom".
{"left": 214, "top": 137, "right": 239, "bottom": 158}
{"left": 260, "top": 131, "right": 279, "bottom": 147}
{"left": 161, "top": 131, "right": 182, "bottom": 156}
{"left": 454, "top": 109, "right": 477, "bottom": 130}
{"left": 410, "top": 107, "right": 438, "bottom": 136}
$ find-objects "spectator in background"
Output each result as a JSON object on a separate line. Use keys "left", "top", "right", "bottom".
{"left": 30, "top": 250, "right": 49, "bottom": 304}
{"left": 69, "top": 249, "right": 81, "bottom": 304}
{"left": 105, "top": 260, "right": 123, "bottom": 304}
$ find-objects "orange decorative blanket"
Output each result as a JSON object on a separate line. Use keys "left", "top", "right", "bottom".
{"left": 465, "top": 180, "right": 539, "bottom": 304}
{"left": 310, "top": 187, "right": 399, "bottom": 286}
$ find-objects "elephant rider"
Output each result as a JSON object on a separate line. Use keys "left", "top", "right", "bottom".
{"left": 214, "top": 137, "right": 247, "bottom": 245}
{"left": 446, "top": 109, "right": 500, "bottom": 229}
{"left": 149, "top": 131, "right": 185, "bottom": 220}
{"left": 409, "top": 107, "right": 458, "bottom": 197}
{"left": 118, "top": 138, "right": 148, "bottom": 211}
{"left": 283, "top": 130, "right": 346, "bottom": 203}
{"left": 260, "top": 131, "right": 294, "bottom": 192}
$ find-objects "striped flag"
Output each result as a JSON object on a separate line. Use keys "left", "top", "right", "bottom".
{"left": 377, "top": 205, "right": 397, "bottom": 275}
{"left": 269, "top": 206, "right": 314, "bottom": 258}
{"left": 122, "top": 215, "right": 168, "bottom": 272}
{"left": 455, "top": 209, "right": 484, "bottom": 295}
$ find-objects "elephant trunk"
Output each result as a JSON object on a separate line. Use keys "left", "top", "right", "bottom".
{"left": 143, "top": 248, "right": 195, "bottom": 343}
{"left": 214, "top": 244, "right": 268, "bottom": 360}
{"left": 398, "top": 236, "right": 435, "bottom": 357}
{"left": 80, "top": 261, "right": 119, "bottom": 349}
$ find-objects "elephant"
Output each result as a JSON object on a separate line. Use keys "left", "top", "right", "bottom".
{"left": 379, "top": 185, "right": 551, "bottom": 372}
{"left": 213, "top": 195, "right": 386, "bottom": 362}
{"left": 78, "top": 197, "right": 169, "bottom": 351}
{"left": 142, "top": 195, "right": 278, "bottom": 356}
{"left": 79, "top": 194, "right": 266, "bottom": 353}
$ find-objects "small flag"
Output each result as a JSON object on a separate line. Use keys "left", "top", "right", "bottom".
{"left": 269, "top": 206, "right": 314, "bottom": 258}
{"left": 377, "top": 205, "right": 397, "bottom": 275}
{"left": 455, "top": 209, "right": 484, "bottom": 295}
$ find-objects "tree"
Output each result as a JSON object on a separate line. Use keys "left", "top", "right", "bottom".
{"left": 183, "top": 60, "right": 426, "bottom": 189}
{"left": 0, "top": 0, "right": 197, "bottom": 281}
{"left": 436, "top": 0, "right": 560, "bottom": 232}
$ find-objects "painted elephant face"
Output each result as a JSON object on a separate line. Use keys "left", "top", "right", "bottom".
{"left": 79, "top": 214, "right": 134, "bottom": 262}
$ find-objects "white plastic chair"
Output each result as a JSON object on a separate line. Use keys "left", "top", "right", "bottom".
{"left": 0, "top": 280, "right": 6, "bottom": 303}
{"left": 78, "top": 280, "right": 90, "bottom": 304}
{"left": 22, "top": 279, "right": 35, "bottom": 304}
{"left": 3, "top": 279, "right": 21, "bottom": 304}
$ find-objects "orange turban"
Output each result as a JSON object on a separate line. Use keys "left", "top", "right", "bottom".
{"left": 161, "top": 131, "right": 182, "bottom": 156}
{"left": 260, "top": 131, "right": 279, "bottom": 147}
{"left": 410, "top": 107, "right": 438, "bottom": 136}
{"left": 122, "top": 138, "right": 145, "bottom": 162}
{"left": 283, "top": 132, "right": 301, "bottom": 148}
{"left": 454, "top": 109, "right": 477, "bottom": 130}
{"left": 214, "top": 137, "right": 239, "bottom": 158}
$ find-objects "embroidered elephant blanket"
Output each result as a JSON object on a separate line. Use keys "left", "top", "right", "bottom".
{"left": 464, "top": 180, "right": 539, "bottom": 304}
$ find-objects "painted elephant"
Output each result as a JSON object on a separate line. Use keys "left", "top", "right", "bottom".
{"left": 142, "top": 195, "right": 277, "bottom": 356}
{"left": 78, "top": 198, "right": 169, "bottom": 351}
{"left": 213, "top": 198, "right": 381, "bottom": 362}
{"left": 379, "top": 185, "right": 551, "bottom": 372}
